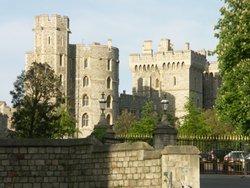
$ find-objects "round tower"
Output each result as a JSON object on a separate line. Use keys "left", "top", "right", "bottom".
{"left": 73, "top": 40, "right": 119, "bottom": 137}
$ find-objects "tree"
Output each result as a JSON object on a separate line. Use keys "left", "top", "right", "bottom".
{"left": 215, "top": 61, "right": 250, "bottom": 134}
{"left": 53, "top": 104, "right": 77, "bottom": 138}
{"left": 178, "top": 98, "right": 212, "bottom": 136}
{"left": 10, "top": 62, "right": 77, "bottom": 138}
{"left": 201, "top": 109, "right": 235, "bottom": 136}
{"left": 128, "top": 101, "right": 158, "bottom": 135}
{"left": 214, "top": 0, "right": 250, "bottom": 135}
{"left": 113, "top": 111, "right": 136, "bottom": 134}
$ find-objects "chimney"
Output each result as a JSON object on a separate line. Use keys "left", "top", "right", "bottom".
{"left": 158, "top": 38, "right": 171, "bottom": 52}
{"left": 142, "top": 40, "right": 153, "bottom": 55}
{"left": 108, "top": 39, "right": 112, "bottom": 49}
{"left": 185, "top": 42, "right": 190, "bottom": 50}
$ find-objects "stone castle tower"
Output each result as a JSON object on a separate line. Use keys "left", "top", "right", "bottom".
{"left": 129, "top": 39, "right": 217, "bottom": 118}
{"left": 25, "top": 15, "right": 119, "bottom": 137}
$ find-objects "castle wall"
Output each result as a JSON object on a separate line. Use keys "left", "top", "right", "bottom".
{"left": 203, "top": 61, "right": 221, "bottom": 109}
{"left": 129, "top": 39, "right": 207, "bottom": 118}
{"left": 25, "top": 15, "right": 120, "bottom": 138}
{"left": 70, "top": 42, "right": 119, "bottom": 137}
{"left": 0, "top": 101, "right": 14, "bottom": 135}
{"left": 0, "top": 139, "right": 200, "bottom": 188}
{"left": 25, "top": 14, "right": 70, "bottom": 97}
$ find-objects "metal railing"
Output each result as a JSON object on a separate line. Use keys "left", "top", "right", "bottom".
{"left": 115, "top": 134, "right": 250, "bottom": 175}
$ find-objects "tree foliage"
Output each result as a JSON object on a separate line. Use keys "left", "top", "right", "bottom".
{"left": 215, "top": 0, "right": 250, "bottom": 135}
{"left": 53, "top": 104, "right": 77, "bottom": 138}
{"left": 216, "top": 61, "right": 250, "bottom": 134}
{"left": 113, "top": 111, "right": 136, "bottom": 134}
{"left": 178, "top": 98, "right": 211, "bottom": 136}
{"left": 10, "top": 62, "right": 77, "bottom": 138}
{"left": 128, "top": 101, "right": 158, "bottom": 135}
{"left": 201, "top": 109, "right": 235, "bottom": 136}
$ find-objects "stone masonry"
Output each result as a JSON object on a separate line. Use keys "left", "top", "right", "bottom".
{"left": 0, "top": 138, "right": 200, "bottom": 188}
{"left": 25, "top": 15, "right": 119, "bottom": 138}
{"left": 129, "top": 39, "right": 220, "bottom": 118}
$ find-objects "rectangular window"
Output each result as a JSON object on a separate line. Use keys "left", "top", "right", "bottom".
{"left": 84, "top": 58, "right": 88, "bottom": 69}
{"left": 60, "top": 54, "right": 63, "bottom": 66}
{"left": 107, "top": 59, "right": 112, "bottom": 71}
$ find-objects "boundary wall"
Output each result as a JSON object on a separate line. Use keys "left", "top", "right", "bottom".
{"left": 0, "top": 138, "right": 199, "bottom": 188}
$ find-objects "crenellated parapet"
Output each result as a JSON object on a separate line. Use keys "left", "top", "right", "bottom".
{"left": 129, "top": 38, "right": 210, "bottom": 118}
{"left": 25, "top": 15, "right": 120, "bottom": 138}
{"left": 129, "top": 39, "right": 207, "bottom": 73}
{"left": 33, "top": 14, "right": 70, "bottom": 32}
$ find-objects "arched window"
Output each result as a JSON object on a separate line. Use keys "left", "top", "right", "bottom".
{"left": 83, "top": 76, "right": 89, "bottom": 87}
{"left": 106, "top": 114, "right": 111, "bottom": 125}
{"left": 82, "top": 95, "right": 89, "bottom": 106}
{"left": 177, "top": 62, "right": 180, "bottom": 69}
{"left": 107, "top": 77, "right": 111, "bottom": 89}
{"left": 155, "top": 79, "right": 160, "bottom": 88}
{"left": 139, "top": 65, "right": 142, "bottom": 71}
{"left": 181, "top": 62, "right": 185, "bottom": 68}
{"left": 167, "top": 62, "right": 171, "bottom": 69}
{"left": 135, "top": 65, "right": 138, "bottom": 72}
{"left": 107, "top": 95, "right": 111, "bottom": 108}
{"left": 143, "top": 65, "right": 146, "bottom": 71}
{"left": 82, "top": 113, "right": 88, "bottom": 127}
{"left": 172, "top": 62, "right": 175, "bottom": 69}
{"left": 147, "top": 65, "right": 150, "bottom": 71}
{"left": 163, "top": 63, "right": 166, "bottom": 70}
{"left": 173, "top": 76, "right": 177, "bottom": 85}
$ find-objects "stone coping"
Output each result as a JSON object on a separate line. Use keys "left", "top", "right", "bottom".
{"left": 93, "top": 141, "right": 154, "bottom": 153}
{"left": 162, "top": 145, "right": 200, "bottom": 155}
{"left": 0, "top": 137, "right": 96, "bottom": 147}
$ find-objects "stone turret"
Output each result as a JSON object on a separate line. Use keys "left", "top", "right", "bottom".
{"left": 26, "top": 14, "right": 71, "bottom": 96}
{"left": 25, "top": 15, "right": 120, "bottom": 138}
{"left": 70, "top": 40, "right": 119, "bottom": 137}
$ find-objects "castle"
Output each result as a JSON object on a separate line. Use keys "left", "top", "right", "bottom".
{"left": 0, "top": 101, "right": 14, "bottom": 137}
{"left": 129, "top": 39, "right": 220, "bottom": 118}
{"left": 25, "top": 15, "right": 119, "bottom": 137}
{"left": 0, "top": 14, "right": 220, "bottom": 138}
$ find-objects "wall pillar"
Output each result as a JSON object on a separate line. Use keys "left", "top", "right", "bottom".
{"left": 161, "top": 145, "right": 200, "bottom": 188}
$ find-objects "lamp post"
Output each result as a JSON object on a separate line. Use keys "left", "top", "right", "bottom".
{"left": 98, "top": 92, "right": 108, "bottom": 126}
{"left": 153, "top": 94, "right": 177, "bottom": 149}
{"left": 161, "top": 96, "right": 169, "bottom": 125}
{"left": 94, "top": 92, "right": 115, "bottom": 144}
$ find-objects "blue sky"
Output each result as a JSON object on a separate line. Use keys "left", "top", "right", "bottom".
{"left": 0, "top": 0, "right": 223, "bottom": 106}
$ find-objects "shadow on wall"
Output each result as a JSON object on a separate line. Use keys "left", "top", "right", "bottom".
{"left": 0, "top": 138, "right": 200, "bottom": 188}
{"left": 132, "top": 84, "right": 176, "bottom": 118}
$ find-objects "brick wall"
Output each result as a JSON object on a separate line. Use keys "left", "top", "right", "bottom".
{"left": 0, "top": 138, "right": 199, "bottom": 188}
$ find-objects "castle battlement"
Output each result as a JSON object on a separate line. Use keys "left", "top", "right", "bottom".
{"left": 34, "top": 14, "right": 70, "bottom": 31}
{"left": 129, "top": 39, "right": 206, "bottom": 68}
{"left": 70, "top": 40, "right": 119, "bottom": 60}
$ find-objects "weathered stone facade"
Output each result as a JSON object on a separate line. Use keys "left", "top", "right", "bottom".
{"left": 25, "top": 15, "right": 119, "bottom": 138}
{"left": 0, "top": 139, "right": 200, "bottom": 188}
{"left": 203, "top": 61, "right": 221, "bottom": 109}
{"left": 129, "top": 39, "right": 220, "bottom": 117}
{"left": 13, "top": 14, "right": 220, "bottom": 138}
{"left": 0, "top": 101, "right": 14, "bottom": 137}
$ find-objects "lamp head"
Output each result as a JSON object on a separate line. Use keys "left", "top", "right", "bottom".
{"left": 99, "top": 92, "right": 106, "bottom": 111}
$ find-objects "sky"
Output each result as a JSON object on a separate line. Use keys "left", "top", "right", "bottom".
{"left": 0, "top": 0, "right": 224, "bottom": 106}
